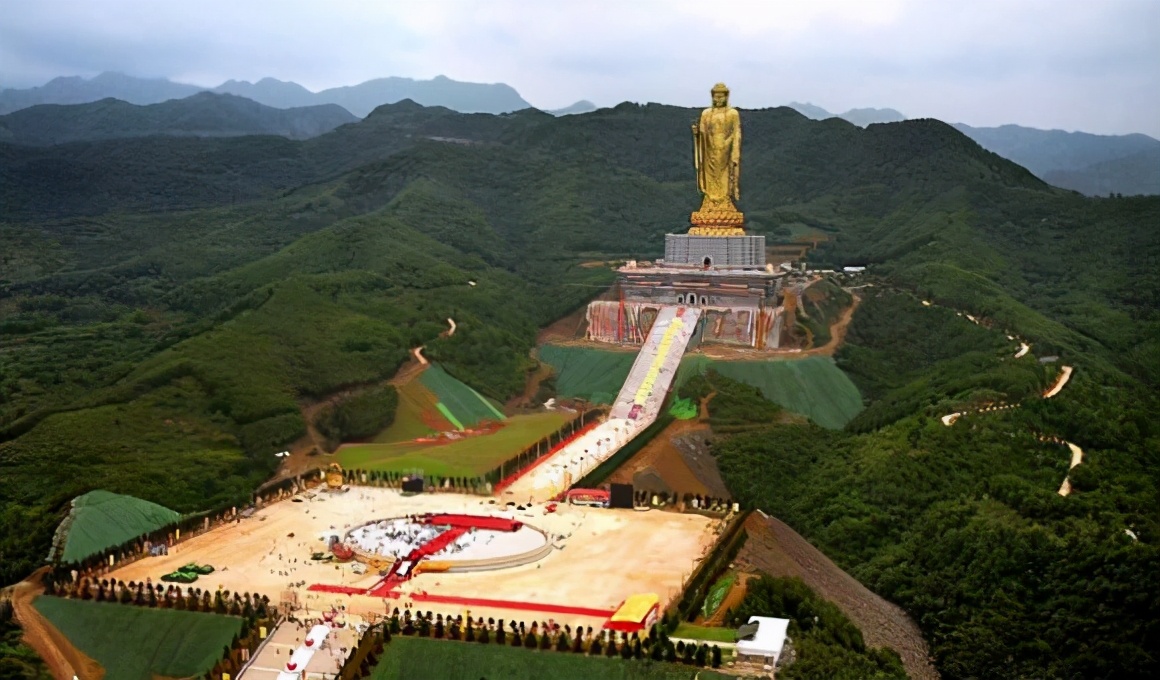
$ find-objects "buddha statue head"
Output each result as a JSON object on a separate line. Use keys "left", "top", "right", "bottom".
{"left": 711, "top": 82, "right": 730, "bottom": 108}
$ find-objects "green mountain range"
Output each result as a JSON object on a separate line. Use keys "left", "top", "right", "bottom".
{"left": 0, "top": 92, "right": 358, "bottom": 145}
{"left": 1, "top": 101, "right": 1157, "bottom": 678}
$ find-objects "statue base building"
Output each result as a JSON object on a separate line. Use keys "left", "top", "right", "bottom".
{"left": 584, "top": 225, "right": 787, "bottom": 350}
{"left": 664, "top": 233, "right": 766, "bottom": 268}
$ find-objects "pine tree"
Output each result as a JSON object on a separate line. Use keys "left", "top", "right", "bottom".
{"left": 711, "top": 645, "right": 722, "bottom": 668}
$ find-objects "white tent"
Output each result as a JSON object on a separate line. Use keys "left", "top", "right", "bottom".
{"left": 735, "top": 616, "right": 790, "bottom": 663}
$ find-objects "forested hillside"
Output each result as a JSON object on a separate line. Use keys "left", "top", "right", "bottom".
{"left": 1, "top": 101, "right": 1157, "bottom": 678}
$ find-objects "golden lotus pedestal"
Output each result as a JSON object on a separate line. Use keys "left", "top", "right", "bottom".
{"left": 689, "top": 209, "right": 745, "bottom": 237}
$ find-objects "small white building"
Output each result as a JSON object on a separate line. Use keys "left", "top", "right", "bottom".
{"left": 736, "top": 616, "right": 791, "bottom": 665}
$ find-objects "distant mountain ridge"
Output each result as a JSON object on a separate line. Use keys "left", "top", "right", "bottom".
{"left": 953, "top": 123, "right": 1160, "bottom": 196}
{"left": 1042, "top": 147, "right": 1160, "bottom": 197}
{"left": 548, "top": 100, "right": 597, "bottom": 116}
{"left": 787, "top": 102, "right": 907, "bottom": 127}
{"left": 0, "top": 72, "right": 533, "bottom": 117}
{"left": 0, "top": 92, "right": 358, "bottom": 145}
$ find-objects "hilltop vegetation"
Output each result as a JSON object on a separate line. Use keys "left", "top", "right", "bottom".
{"left": 0, "top": 99, "right": 1158, "bottom": 678}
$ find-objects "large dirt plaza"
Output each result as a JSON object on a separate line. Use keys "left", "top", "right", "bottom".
{"left": 108, "top": 486, "right": 722, "bottom": 629}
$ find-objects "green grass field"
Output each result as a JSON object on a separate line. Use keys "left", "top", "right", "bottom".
{"left": 338, "top": 412, "right": 568, "bottom": 477}
{"left": 58, "top": 490, "right": 181, "bottom": 564}
{"left": 672, "top": 623, "right": 738, "bottom": 644}
{"left": 34, "top": 597, "right": 241, "bottom": 680}
{"left": 370, "top": 637, "right": 720, "bottom": 680}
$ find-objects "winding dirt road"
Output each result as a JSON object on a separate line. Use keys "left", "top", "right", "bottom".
{"left": 10, "top": 570, "right": 103, "bottom": 680}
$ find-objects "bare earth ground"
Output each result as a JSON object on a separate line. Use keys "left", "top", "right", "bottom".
{"left": 608, "top": 420, "right": 730, "bottom": 499}
{"left": 106, "top": 489, "right": 721, "bottom": 632}
{"left": 738, "top": 513, "right": 939, "bottom": 680}
{"left": 9, "top": 569, "right": 104, "bottom": 680}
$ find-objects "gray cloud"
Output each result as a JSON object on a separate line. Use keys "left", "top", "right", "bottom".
{"left": 1, "top": 0, "right": 1156, "bottom": 136}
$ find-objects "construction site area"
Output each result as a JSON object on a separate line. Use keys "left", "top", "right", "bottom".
{"left": 105, "top": 488, "right": 722, "bottom": 632}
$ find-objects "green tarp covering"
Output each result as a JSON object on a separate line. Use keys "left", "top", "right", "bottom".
{"left": 669, "top": 397, "right": 698, "bottom": 420}
{"left": 58, "top": 490, "right": 180, "bottom": 564}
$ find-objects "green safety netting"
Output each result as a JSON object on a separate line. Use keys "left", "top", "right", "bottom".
{"left": 57, "top": 490, "right": 181, "bottom": 564}
{"left": 537, "top": 345, "right": 635, "bottom": 404}
{"left": 419, "top": 364, "right": 505, "bottom": 428}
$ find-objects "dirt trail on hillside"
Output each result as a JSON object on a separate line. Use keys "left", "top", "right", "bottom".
{"left": 739, "top": 513, "right": 939, "bottom": 680}
{"left": 10, "top": 570, "right": 104, "bottom": 680}
{"left": 276, "top": 355, "right": 432, "bottom": 481}
{"left": 805, "top": 291, "right": 860, "bottom": 356}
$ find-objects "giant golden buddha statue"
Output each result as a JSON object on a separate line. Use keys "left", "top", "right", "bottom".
{"left": 690, "top": 82, "right": 745, "bottom": 236}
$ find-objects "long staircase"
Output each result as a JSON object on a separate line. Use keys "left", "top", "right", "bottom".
{"left": 610, "top": 306, "right": 701, "bottom": 425}
{"left": 500, "top": 306, "right": 701, "bottom": 502}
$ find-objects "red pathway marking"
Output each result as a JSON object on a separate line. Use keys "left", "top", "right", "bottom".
{"left": 493, "top": 420, "right": 601, "bottom": 493}
{"left": 409, "top": 592, "right": 615, "bottom": 619}
{"left": 415, "top": 526, "right": 468, "bottom": 558}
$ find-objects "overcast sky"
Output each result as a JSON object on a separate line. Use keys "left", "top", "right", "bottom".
{"left": 2, "top": 0, "right": 1157, "bottom": 136}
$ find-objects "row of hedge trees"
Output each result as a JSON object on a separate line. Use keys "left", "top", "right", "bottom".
{"left": 340, "top": 608, "right": 727, "bottom": 678}
{"left": 43, "top": 575, "right": 274, "bottom": 619}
